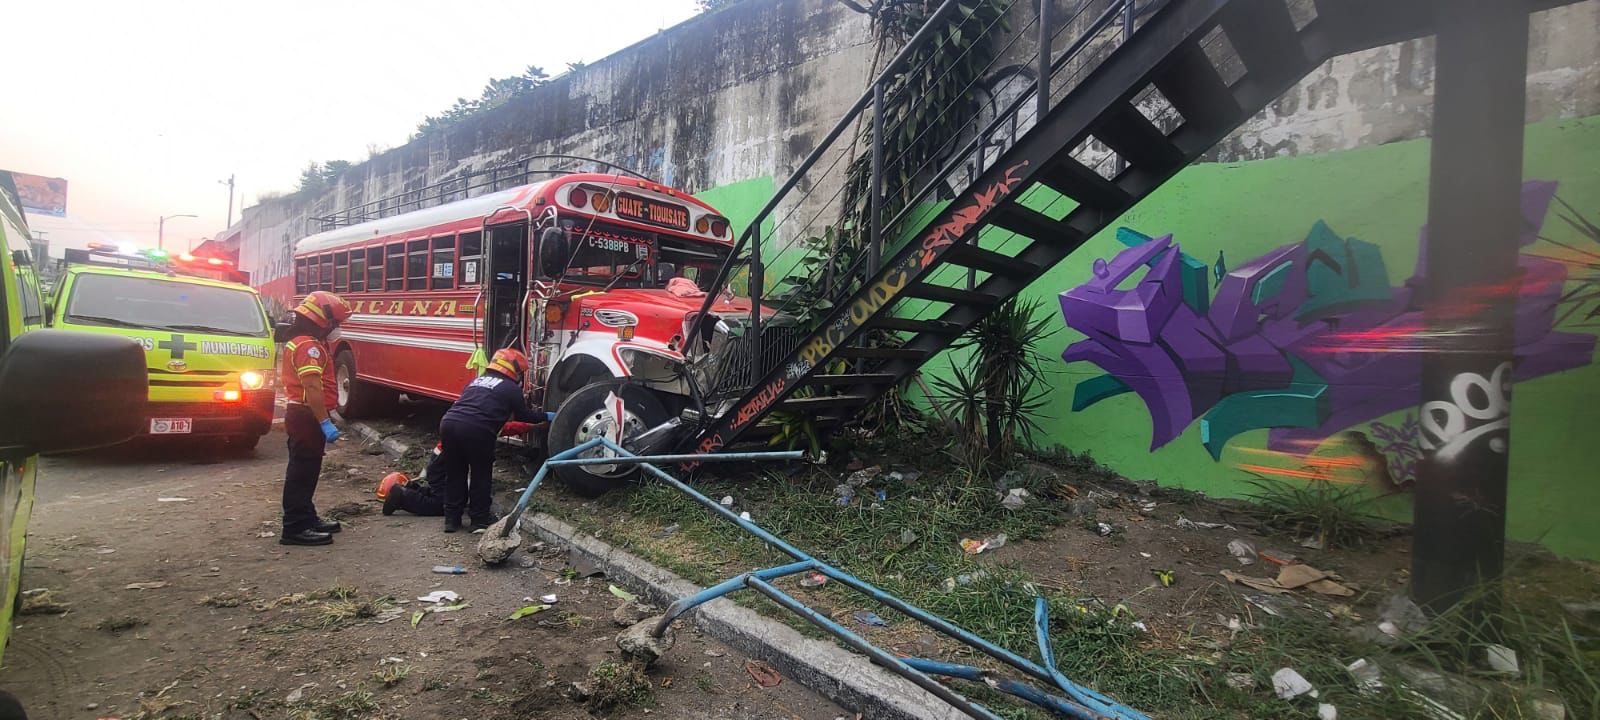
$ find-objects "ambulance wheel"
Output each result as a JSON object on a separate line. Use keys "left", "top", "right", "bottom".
{"left": 547, "top": 381, "right": 667, "bottom": 498}
{"left": 335, "top": 350, "right": 399, "bottom": 419}
{"left": 219, "top": 434, "right": 261, "bottom": 455}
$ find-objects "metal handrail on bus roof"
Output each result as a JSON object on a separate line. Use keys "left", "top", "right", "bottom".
{"left": 312, "top": 154, "right": 657, "bottom": 231}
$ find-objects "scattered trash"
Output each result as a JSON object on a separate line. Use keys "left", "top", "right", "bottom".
{"left": 656, "top": 524, "right": 680, "bottom": 539}
{"left": 1276, "top": 564, "right": 1329, "bottom": 589}
{"left": 895, "top": 528, "right": 919, "bottom": 549}
{"left": 1227, "top": 539, "right": 1258, "bottom": 566}
{"left": 157, "top": 497, "right": 190, "bottom": 503}
{"left": 410, "top": 611, "right": 425, "bottom": 628}
{"left": 851, "top": 610, "right": 889, "bottom": 627}
{"left": 372, "top": 607, "right": 407, "bottom": 625}
{"left": 1379, "top": 594, "right": 1429, "bottom": 638}
{"left": 1318, "top": 703, "right": 1338, "bottom": 720}
{"left": 744, "top": 659, "right": 782, "bottom": 688}
{"left": 1346, "top": 658, "right": 1383, "bottom": 695}
{"left": 1151, "top": 569, "right": 1176, "bottom": 587}
{"left": 1096, "top": 522, "right": 1114, "bottom": 537}
{"left": 431, "top": 565, "right": 467, "bottom": 575}
{"left": 94, "top": 547, "right": 116, "bottom": 555}
{"left": 509, "top": 605, "right": 552, "bottom": 621}
{"left": 1271, "top": 667, "right": 1317, "bottom": 700}
{"left": 123, "top": 582, "right": 169, "bottom": 591}
{"left": 719, "top": 496, "right": 734, "bottom": 508}
{"left": 1139, "top": 551, "right": 1152, "bottom": 558}
{"left": 739, "top": 511, "right": 752, "bottom": 521}
{"left": 1222, "top": 570, "right": 1288, "bottom": 594}
{"left": 1000, "top": 488, "right": 1031, "bottom": 510}
{"left": 1176, "top": 515, "right": 1235, "bottom": 531}
{"left": 1258, "top": 550, "right": 1299, "bottom": 566}
{"left": 1137, "top": 500, "right": 1158, "bottom": 514}
{"left": 1378, "top": 620, "right": 1402, "bottom": 638}
{"left": 18, "top": 588, "right": 69, "bottom": 615}
{"left": 1483, "top": 644, "right": 1519, "bottom": 675}
{"left": 940, "top": 570, "right": 989, "bottom": 592}
{"left": 416, "top": 591, "right": 460, "bottom": 604}
{"left": 1300, "top": 535, "right": 1327, "bottom": 550}
{"left": 540, "top": 593, "right": 558, "bottom": 604}
{"left": 429, "top": 602, "right": 468, "bottom": 614}
{"left": 1225, "top": 672, "right": 1256, "bottom": 690}
{"left": 285, "top": 683, "right": 316, "bottom": 703}
{"left": 1131, "top": 621, "right": 1149, "bottom": 632}
{"left": 995, "top": 470, "right": 1022, "bottom": 492}
{"left": 380, "top": 656, "right": 405, "bottom": 665}
{"left": 1222, "top": 564, "right": 1352, "bottom": 597}
{"left": 1067, "top": 497, "right": 1099, "bottom": 517}
{"left": 959, "top": 533, "right": 1007, "bottom": 555}
{"left": 1244, "top": 593, "right": 1295, "bottom": 617}
{"left": 799, "top": 573, "right": 828, "bottom": 588}
{"left": 608, "top": 584, "right": 638, "bottom": 603}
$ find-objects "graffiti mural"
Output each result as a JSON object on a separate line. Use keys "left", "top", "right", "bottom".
{"left": 1058, "top": 180, "right": 1597, "bottom": 479}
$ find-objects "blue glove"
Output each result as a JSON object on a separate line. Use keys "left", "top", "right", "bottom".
{"left": 320, "top": 419, "right": 341, "bottom": 443}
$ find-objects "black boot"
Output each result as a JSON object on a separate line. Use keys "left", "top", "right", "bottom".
{"left": 280, "top": 529, "right": 333, "bottom": 546}
{"left": 313, "top": 518, "right": 342, "bottom": 534}
{"left": 382, "top": 488, "right": 404, "bottom": 516}
{"left": 444, "top": 515, "right": 462, "bottom": 533}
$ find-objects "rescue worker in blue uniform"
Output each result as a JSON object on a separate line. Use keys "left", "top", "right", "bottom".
{"left": 438, "top": 348, "right": 542, "bottom": 532}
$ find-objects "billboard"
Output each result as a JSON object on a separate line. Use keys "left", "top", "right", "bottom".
{"left": 0, "top": 170, "right": 67, "bottom": 217}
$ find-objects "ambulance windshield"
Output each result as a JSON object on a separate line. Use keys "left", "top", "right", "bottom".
{"left": 65, "top": 274, "right": 267, "bottom": 337}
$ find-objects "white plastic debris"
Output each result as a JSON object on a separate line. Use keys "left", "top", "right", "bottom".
{"left": 540, "top": 594, "right": 558, "bottom": 604}
{"left": 1000, "top": 488, "right": 1031, "bottom": 510}
{"left": 416, "top": 590, "right": 460, "bottom": 604}
{"left": 1225, "top": 672, "right": 1256, "bottom": 690}
{"left": 1318, "top": 703, "right": 1338, "bottom": 720}
{"left": 739, "top": 511, "right": 752, "bottom": 521}
{"left": 157, "top": 497, "right": 191, "bottom": 503}
{"left": 1484, "top": 644, "right": 1520, "bottom": 675}
{"left": 1096, "top": 522, "right": 1114, "bottom": 536}
{"left": 1271, "top": 667, "right": 1317, "bottom": 700}
{"left": 719, "top": 496, "right": 734, "bottom": 507}
{"left": 1176, "top": 515, "right": 1234, "bottom": 530}
{"left": 1227, "top": 539, "right": 1258, "bottom": 565}
{"left": 1346, "top": 658, "right": 1383, "bottom": 695}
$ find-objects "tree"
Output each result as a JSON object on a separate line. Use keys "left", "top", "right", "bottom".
{"left": 412, "top": 66, "right": 553, "bottom": 140}
{"left": 297, "top": 162, "right": 329, "bottom": 193}
{"left": 696, "top": 0, "right": 745, "bottom": 11}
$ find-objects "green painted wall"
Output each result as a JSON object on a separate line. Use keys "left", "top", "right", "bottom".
{"left": 918, "top": 116, "right": 1600, "bottom": 559}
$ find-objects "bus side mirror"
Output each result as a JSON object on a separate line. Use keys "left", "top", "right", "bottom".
{"left": 536, "top": 227, "right": 569, "bottom": 280}
{"left": 0, "top": 330, "right": 147, "bottom": 459}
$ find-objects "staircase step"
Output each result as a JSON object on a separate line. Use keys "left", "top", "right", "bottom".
{"left": 988, "top": 203, "right": 1078, "bottom": 243}
{"left": 832, "top": 346, "right": 930, "bottom": 360}
{"left": 804, "top": 373, "right": 899, "bottom": 386}
{"left": 1036, "top": 157, "right": 1132, "bottom": 209}
{"left": 779, "top": 394, "right": 871, "bottom": 412}
{"left": 871, "top": 317, "right": 964, "bottom": 334}
{"left": 1153, "top": 42, "right": 1240, "bottom": 134}
{"left": 943, "top": 242, "right": 1039, "bottom": 278}
{"left": 1220, "top": 0, "right": 1307, "bottom": 82}
{"left": 1094, "top": 104, "right": 1184, "bottom": 171}
{"left": 901, "top": 283, "right": 999, "bottom": 306}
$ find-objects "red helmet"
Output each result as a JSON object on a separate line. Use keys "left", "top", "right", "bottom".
{"left": 293, "top": 290, "right": 353, "bottom": 330}
{"left": 376, "top": 472, "right": 408, "bottom": 500}
{"left": 489, "top": 348, "right": 529, "bottom": 378}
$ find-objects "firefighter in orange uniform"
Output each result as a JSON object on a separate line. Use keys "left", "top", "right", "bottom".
{"left": 277, "top": 291, "right": 353, "bottom": 546}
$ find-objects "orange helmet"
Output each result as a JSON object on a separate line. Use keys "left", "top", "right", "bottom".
{"left": 376, "top": 472, "right": 409, "bottom": 500}
{"left": 489, "top": 348, "right": 529, "bottom": 378}
{"left": 293, "top": 290, "right": 353, "bottom": 330}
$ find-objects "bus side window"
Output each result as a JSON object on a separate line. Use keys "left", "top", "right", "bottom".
{"left": 295, "top": 258, "right": 308, "bottom": 294}
{"left": 348, "top": 249, "right": 366, "bottom": 292}
{"left": 366, "top": 247, "right": 383, "bottom": 291}
{"left": 319, "top": 254, "right": 334, "bottom": 291}
{"left": 406, "top": 239, "right": 428, "bottom": 291}
{"left": 307, "top": 256, "right": 321, "bottom": 291}
{"left": 458, "top": 231, "right": 482, "bottom": 287}
{"left": 385, "top": 243, "right": 404, "bottom": 291}
{"left": 431, "top": 235, "right": 455, "bottom": 290}
{"left": 333, "top": 251, "right": 350, "bottom": 293}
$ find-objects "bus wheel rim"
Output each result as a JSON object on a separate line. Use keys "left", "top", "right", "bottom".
{"left": 337, "top": 365, "right": 351, "bottom": 407}
{"left": 574, "top": 408, "right": 643, "bottom": 477}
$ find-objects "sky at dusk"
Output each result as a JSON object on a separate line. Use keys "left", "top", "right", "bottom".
{"left": 0, "top": 0, "right": 703, "bottom": 255}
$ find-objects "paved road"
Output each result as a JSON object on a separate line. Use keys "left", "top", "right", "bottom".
{"left": 3, "top": 431, "right": 839, "bottom": 720}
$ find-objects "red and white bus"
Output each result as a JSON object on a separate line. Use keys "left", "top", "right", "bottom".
{"left": 291, "top": 169, "right": 757, "bottom": 494}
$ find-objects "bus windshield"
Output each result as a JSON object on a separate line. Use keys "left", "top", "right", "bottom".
{"left": 564, "top": 224, "right": 731, "bottom": 292}
{"left": 65, "top": 273, "right": 267, "bottom": 337}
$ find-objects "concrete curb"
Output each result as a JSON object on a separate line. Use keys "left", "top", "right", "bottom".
{"left": 521, "top": 513, "right": 967, "bottom": 720}
{"left": 348, "top": 422, "right": 411, "bottom": 459}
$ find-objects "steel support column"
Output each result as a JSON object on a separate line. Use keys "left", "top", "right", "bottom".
{"left": 1411, "top": 0, "right": 1529, "bottom": 615}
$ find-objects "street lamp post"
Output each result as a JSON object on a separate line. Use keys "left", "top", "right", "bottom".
{"left": 157, "top": 213, "right": 197, "bottom": 251}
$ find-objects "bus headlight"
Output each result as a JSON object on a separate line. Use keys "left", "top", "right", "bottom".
{"left": 240, "top": 370, "right": 267, "bottom": 390}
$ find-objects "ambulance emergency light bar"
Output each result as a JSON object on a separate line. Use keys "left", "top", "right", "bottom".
{"left": 73, "top": 243, "right": 247, "bottom": 283}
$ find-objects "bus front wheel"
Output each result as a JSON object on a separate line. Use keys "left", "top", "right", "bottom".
{"left": 335, "top": 350, "right": 399, "bottom": 419}
{"left": 547, "top": 381, "right": 667, "bottom": 498}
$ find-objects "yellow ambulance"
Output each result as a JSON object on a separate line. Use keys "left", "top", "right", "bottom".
{"left": 49, "top": 246, "right": 276, "bottom": 450}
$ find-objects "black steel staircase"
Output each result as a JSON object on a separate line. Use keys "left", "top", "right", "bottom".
{"left": 686, "top": 0, "right": 1574, "bottom": 455}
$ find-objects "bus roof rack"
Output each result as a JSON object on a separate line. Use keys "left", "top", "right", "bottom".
{"left": 310, "top": 154, "right": 656, "bottom": 232}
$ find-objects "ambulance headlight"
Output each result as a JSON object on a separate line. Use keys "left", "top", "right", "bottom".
{"left": 240, "top": 370, "right": 267, "bottom": 390}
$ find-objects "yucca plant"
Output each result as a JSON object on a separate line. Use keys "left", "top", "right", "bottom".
{"left": 948, "top": 296, "right": 1057, "bottom": 460}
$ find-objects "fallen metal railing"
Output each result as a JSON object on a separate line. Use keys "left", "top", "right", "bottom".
{"left": 501, "top": 436, "right": 1148, "bottom": 720}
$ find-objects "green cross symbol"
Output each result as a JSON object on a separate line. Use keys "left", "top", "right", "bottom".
{"left": 158, "top": 333, "right": 197, "bottom": 359}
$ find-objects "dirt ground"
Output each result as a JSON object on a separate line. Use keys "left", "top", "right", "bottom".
{"left": 2, "top": 431, "right": 842, "bottom": 720}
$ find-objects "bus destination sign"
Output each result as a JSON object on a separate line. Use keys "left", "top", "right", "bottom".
{"left": 614, "top": 192, "right": 689, "bottom": 231}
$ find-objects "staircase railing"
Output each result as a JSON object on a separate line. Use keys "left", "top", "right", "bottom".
{"left": 697, "top": 0, "right": 1157, "bottom": 404}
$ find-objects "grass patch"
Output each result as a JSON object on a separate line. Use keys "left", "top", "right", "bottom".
{"left": 1245, "top": 476, "right": 1380, "bottom": 548}
{"left": 288, "top": 690, "right": 379, "bottom": 720}
{"left": 372, "top": 664, "right": 411, "bottom": 688}
{"left": 584, "top": 660, "right": 654, "bottom": 712}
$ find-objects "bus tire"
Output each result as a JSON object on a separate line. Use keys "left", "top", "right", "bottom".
{"left": 335, "top": 350, "right": 399, "bottom": 419}
{"left": 547, "top": 381, "right": 667, "bottom": 498}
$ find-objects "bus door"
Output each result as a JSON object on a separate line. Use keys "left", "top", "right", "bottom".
{"left": 482, "top": 220, "right": 529, "bottom": 355}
